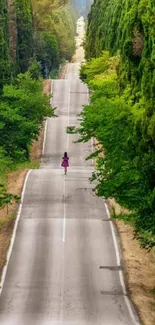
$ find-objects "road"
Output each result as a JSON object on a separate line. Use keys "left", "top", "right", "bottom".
{"left": 0, "top": 17, "right": 140, "bottom": 325}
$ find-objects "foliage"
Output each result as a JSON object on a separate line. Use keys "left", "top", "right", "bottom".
{"left": 28, "top": 59, "right": 42, "bottom": 80}
{"left": 0, "top": 184, "right": 20, "bottom": 209}
{"left": 0, "top": 0, "right": 76, "bottom": 211}
{"left": 85, "top": 0, "right": 155, "bottom": 104}
{"left": 34, "top": 31, "right": 59, "bottom": 78}
{"left": 0, "top": 0, "right": 76, "bottom": 80}
{"left": 81, "top": 0, "right": 155, "bottom": 247}
{"left": 0, "top": 148, "right": 13, "bottom": 184}
{"left": 79, "top": 51, "right": 155, "bottom": 247}
{"left": 0, "top": 0, "right": 77, "bottom": 81}
{"left": 0, "top": 148, "right": 19, "bottom": 211}
{"left": 15, "top": 0, "right": 33, "bottom": 73}
{"left": 66, "top": 126, "right": 76, "bottom": 134}
{"left": 51, "top": 6, "right": 76, "bottom": 61}
{"left": 0, "top": 72, "right": 54, "bottom": 160}
{"left": 0, "top": 0, "right": 10, "bottom": 90}
{"left": 32, "top": 0, "right": 76, "bottom": 75}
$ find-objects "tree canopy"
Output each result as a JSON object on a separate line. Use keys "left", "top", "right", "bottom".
{"left": 0, "top": 0, "right": 76, "bottom": 85}
{"left": 79, "top": 1, "right": 155, "bottom": 247}
{"left": 0, "top": 0, "right": 76, "bottom": 209}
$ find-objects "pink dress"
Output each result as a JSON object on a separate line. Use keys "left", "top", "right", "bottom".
{"left": 61, "top": 156, "right": 69, "bottom": 167}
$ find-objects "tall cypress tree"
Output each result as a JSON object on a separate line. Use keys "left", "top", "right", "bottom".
{"left": 15, "top": 0, "right": 33, "bottom": 72}
{"left": 0, "top": 0, "right": 10, "bottom": 90}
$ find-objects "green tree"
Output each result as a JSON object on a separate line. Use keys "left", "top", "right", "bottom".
{"left": 34, "top": 31, "right": 59, "bottom": 77}
{"left": 79, "top": 51, "right": 155, "bottom": 247}
{"left": 32, "top": 0, "right": 76, "bottom": 69}
{"left": 0, "top": 72, "right": 53, "bottom": 160}
{"left": 15, "top": 0, "right": 33, "bottom": 73}
{"left": 0, "top": 0, "right": 10, "bottom": 90}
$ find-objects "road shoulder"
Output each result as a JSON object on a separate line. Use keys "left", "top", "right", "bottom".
{"left": 112, "top": 207, "right": 155, "bottom": 325}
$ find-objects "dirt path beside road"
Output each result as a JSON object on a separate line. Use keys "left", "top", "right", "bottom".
{"left": 108, "top": 200, "right": 155, "bottom": 325}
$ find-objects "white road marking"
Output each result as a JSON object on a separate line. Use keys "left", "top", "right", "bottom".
{"left": 67, "top": 81, "right": 70, "bottom": 151}
{"left": 42, "top": 119, "right": 48, "bottom": 155}
{"left": 104, "top": 202, "right": 121, "bottom": 266}
{"left": 104, "top": 201, "right": 140, "bottom": 325}
{"left": 62, "top": 73, "right": 70, "bottom": 243}
{"left": 42, "top": 80, "right": 53, "bottom": 156}
{"left": 60, "top": 224, "right": 65, "bottom": 322}
{"left": 86, "top": 88, "right": 94, "bottom": 166}
{"left": 62, "top": 178, "right": 66, "bottom": 243}
{"left": 0, "top": 169, "right": 32, "bottom": 296}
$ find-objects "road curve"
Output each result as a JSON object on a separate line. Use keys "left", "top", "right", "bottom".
{"left": 0, "top": 18, "right": 140, "bottom": 325}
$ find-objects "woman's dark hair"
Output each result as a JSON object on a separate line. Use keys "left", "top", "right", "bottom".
{"left": 64, "top": 152, "right": 67, "bottom": 157}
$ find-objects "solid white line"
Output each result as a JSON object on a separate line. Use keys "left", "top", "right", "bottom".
{"left": 65, "top": 63, "right": 69, "bottom": 80}
{"left": 0, "top": 169, "right": 32, "bottom": 296}
{"left": 42, "top": 80, "right": 53, "bottom": 156}
{"left": 60, "top": 229, "right": 65, "bottom": 321}
{"left": 42, "top": 119, "right": 48, "bottom": 156}
{"left": 109, "top": 221, "right": 121, "bottom": 265}
{"left": 62, "top": 74, "right": 70, "bottom": 243}
{"left": 104, "top": 201, "right": 140, "bottom": 325}
{"left": 104, "top": 202, "right": 120, "bottom": 266}
{"left": 62, "top": 178, "right": 66, "bottom": 243}
{"left": 86, "top": 86, "right": 94, "bottom": 165}
{"left": 66, "top": 83, "right": 70, "bottom": 152}
{"left": 124, "top": 294, "right": 140, "bottom": 325}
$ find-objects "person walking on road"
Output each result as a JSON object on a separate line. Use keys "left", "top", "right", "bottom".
{"left": 61, "top": 152, "right": 69, "bottom": 175}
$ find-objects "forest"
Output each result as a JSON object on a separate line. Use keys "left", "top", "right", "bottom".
{"left": 79, "top": 0, "right": 155, "bottom": 247}
{"left": 0, "top": 0, "right": 76, "bottom": 208}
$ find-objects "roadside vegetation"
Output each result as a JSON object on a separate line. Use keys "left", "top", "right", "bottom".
{"left": 78, "top": 0, "right": 155, "bottom": 248}
{"left": 0, "top": 72, "right": 53, "bottom": 208}
{"left": 1, "top": 0, "right": 76, "bottom": 85}
{"left": 0, "top": 0, "right": 77, "bottom": 279}
{"left": 0, "top": 0, "right": 76, "bottom": 212}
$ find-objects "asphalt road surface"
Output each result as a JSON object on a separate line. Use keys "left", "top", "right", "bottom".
{"left": 0, "top": 18, "right": 140, "bottom": 325}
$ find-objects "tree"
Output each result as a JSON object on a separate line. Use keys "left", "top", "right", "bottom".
{"left": 15, "top": 0, "right": 33, "bottom": 72}
{"left": 0, "top": 72, "right": 54, "bottom": 160}
{"left": 0, "top": 0, "right": 11, "bottom": 90}
{"left": 32, "top": 0, "right": 76, "bottom": 68}
{"left": 79, "top": 51, "right": 155, "bottom": 247}
{"left": 34, "top": 31, "right": 59, "bottom": 78}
